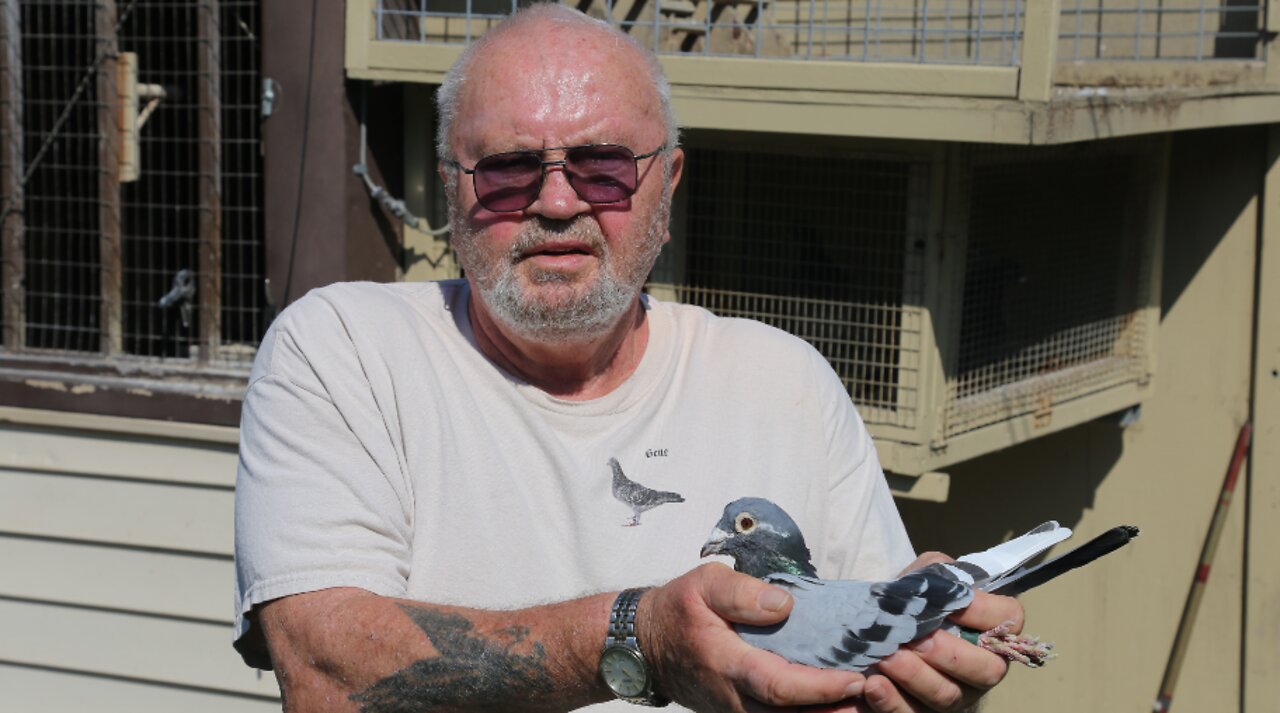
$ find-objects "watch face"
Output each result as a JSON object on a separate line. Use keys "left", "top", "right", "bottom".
{"left": 600, "top": 646, "right": 649, "bottom": 698}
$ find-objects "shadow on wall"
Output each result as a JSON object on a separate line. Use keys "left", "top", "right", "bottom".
{"left": 896, "top": 416, "right": 1122, "bottom": 556}
{"left": 898, "top": 124, "right": 1267, "bottom": 557}
{"left": 1160, "top": 125, "right": 1263, "bottom": 316}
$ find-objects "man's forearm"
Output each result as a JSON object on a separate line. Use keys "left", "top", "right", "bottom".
{"left": 260, "top": 587, "right": 616, "bottom": 713}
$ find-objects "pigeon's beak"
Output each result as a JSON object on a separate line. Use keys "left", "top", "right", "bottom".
{"left": 700, "top": 527, "right": 731, "bottom": 558}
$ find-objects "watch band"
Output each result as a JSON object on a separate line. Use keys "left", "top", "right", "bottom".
{"left": 601, "top": 588, "right": 669, "bottom": 707}
{"left": 607, "top": 588, "right": 645, "bottom": 642}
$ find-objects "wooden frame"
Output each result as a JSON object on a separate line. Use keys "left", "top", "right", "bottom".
{"left": 345, "top": 0, "right": 1280, "bottom": 145}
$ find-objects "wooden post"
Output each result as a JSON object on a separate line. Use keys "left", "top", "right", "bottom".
{"left": 1266, "top": 0, "right": 1280, "bottom": 86}
{"left": 97, "top": 0, "right": 123, "bottom": 355}
{"left": 197, "top": 0, "right": 222, "bottom": 362}
{"left": 0, "top": 0, "right": 23, "bottom": 350}
{"left": 1017, "top": 0, "right": 1061, "bottom": 102}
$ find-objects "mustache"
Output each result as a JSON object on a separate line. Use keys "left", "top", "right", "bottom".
{"left": 508, "top": 217, "right": 607, "bottom": 258}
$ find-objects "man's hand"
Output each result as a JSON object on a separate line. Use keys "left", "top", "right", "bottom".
{"left": 640, "top": 562, "right": 867, "bottom": 713}
{"left": 860, "top": 552, "right": 1024, "bottom": 712}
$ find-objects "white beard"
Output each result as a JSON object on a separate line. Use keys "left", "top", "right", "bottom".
{"left": 449, "top": 197, "right": 669, "bottom": 344}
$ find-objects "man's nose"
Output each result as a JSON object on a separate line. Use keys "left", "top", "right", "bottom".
{"left": 528, "top": 163, "right": 590, "bottom": 219}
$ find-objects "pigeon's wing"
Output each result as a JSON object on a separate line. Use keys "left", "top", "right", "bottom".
{"left": 735, "top": 571, "right": 974, "bottom": 672}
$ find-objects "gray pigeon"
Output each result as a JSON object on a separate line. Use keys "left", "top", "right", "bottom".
{"left": 701, "top": 497, "right": 1138, "bottom": 671}
{"left": 609, "top": 458, "right": 684, "bottom": 526}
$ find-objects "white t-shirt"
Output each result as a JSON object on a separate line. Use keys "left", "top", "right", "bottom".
{"left": 233, "top": 279, "right": 914, "bottom": 705}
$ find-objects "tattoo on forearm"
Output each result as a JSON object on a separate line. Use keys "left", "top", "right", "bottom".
{"left": 349, "top": 605, "right": 554, "bottom": 712}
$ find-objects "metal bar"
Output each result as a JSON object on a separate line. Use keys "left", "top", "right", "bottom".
{"left": 976, "top": 0, "right": 986, "bottom": 63}
{"left": 918, "top": 0, "right": 928, "bottom": 62}
{"left": 1197, "top": 0, "right": 1207, "bottom": 60}
{"left": 1001, "top": 0, "right": 1008, "bottom": 64}
{"left": 653, "top": 0, "right": 661, "bottom": 54}
{"left": 876, "top": 0, "right": 883, "bottom": 59}
{"left": 1073, "top": 0, "right": 1083, "bottom": 61}
{"left": 806, "top": 0, "right": 814, "bottom": 60}
{"left": 0, "top": 0, "right": 23, "bottom": 350}
{"left": 1135, "top": 0, "right": 1144, "bottom": 60}
{"left": 1155, "top": 0, "right": 1163, "bottom": 58}
{"left": 754, "top": 0, "right": 763, "bottom": 57}
{"left": 97, "top": 0, "right": 123, "bottom": 355}
{"left": 198, "top": 0, "right": 223, "bottom": 363}
{"left": 1013, "top": 0, "right": 1023, "bottom": 65}
{"left": 863, "top": 0, "right": 871, "bottom": 60}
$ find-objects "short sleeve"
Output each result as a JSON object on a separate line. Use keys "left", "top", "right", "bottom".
{"left": 808, "top": 346, "right": 916, "bottom": 581}
{"left": 233, "top": 293, "right": 414, "bottom": 669}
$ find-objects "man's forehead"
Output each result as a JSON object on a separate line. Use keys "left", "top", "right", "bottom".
{"left": 469, "top": 20, "right": 652, "bottom": 89}
{"left": 451, "top": 24, "right": 663, "bottom": 154}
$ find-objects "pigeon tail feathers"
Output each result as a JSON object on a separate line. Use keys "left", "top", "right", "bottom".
{"left": 984, "top": 525, "right": 1140, "bottom": 595}
{"left": 955, "top": 521, "right": 1072, "bottom": 585}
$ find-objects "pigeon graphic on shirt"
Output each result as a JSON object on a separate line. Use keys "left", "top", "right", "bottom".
{"left": 609, "top": 457, "right": 684, "bottom": 527}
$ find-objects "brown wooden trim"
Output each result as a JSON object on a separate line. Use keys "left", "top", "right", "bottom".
{"left": 197, "top": 0, "right": 223, "bottom": 362}
{"left": 0, "top": 373, "right": 242, "bottom": 427}
{"left": 263, "top": 0, "right": 398, "bottom": 316}
{"left": 1, "top": 0, "right": 23, "bottom": 350}
{"left": 97, "top": 0, "right": 123, "bottom": 355}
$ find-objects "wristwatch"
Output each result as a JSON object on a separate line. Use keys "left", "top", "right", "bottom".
{"left": 599, "top": 588, "right": 669, "bottom": 707}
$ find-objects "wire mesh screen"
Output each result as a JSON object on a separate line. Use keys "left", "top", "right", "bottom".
{"left": 0, "top": 0, "right": 265, "bottom": 367}
{"left": 1058, "top": 1, "right": 1265, "bottom": 61}
{"left": 944, "top": 141, "right": 1157, "bottom": 438}
{"left": 648, "top": 146, "right": 927, "bottom": 429}
{"left": 375, "top": 0, "right": 1024, "bottom": 66}
{"left": 12, "top": 1, "right": 102, "bottom": 353}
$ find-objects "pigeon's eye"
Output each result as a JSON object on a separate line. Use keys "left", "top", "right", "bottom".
{"left": 734, "top": 513, "right": 756, "bottom": 533}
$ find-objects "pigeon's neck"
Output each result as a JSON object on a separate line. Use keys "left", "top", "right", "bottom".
{"left": 737, "top": 546, "right": 818, "bottom": 579}
{"left": 609, "top": 459, "right": 628, "bottom": 488}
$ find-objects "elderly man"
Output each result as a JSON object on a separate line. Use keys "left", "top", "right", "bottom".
{"left": 234, "top": 4, "right": 1023, "bottom": 712}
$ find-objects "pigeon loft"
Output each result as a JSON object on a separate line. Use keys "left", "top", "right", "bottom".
{"left": 647, "top": 135, "right": 1166, "bottom": 491}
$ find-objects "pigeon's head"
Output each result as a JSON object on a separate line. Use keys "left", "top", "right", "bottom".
{"left": 700, "top": 497, "right": 817, "bottom": 579}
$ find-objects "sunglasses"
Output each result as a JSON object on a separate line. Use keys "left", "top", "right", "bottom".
{"left": 447, "top": 143, "right": 667, "bottom": 213}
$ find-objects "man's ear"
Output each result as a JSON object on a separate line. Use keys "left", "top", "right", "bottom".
{"left": 666, "top": 147, "right": 685, "bottom": 200}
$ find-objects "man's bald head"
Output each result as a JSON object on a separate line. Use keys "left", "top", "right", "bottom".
{"left": 434, "top": 3, "right": 678, "bottom": 162}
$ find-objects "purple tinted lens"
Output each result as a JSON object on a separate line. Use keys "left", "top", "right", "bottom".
{"left": 566, "top": 146, "right": 637, "bottom": 204}
{"left": 473, "top": 152, "right": 544, "bottom": 212}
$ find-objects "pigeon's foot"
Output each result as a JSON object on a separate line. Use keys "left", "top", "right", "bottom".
{"left": 624, "top": 515, "right": 641, "bottom": 527}
{"left": 977, "top": 621, "right": 1056, "bottom": 668}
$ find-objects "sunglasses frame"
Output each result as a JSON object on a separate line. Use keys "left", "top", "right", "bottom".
{"left": 447, "top": 143, "right": 668, "bottom": 213}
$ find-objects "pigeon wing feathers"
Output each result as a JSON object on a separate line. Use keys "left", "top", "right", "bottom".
{"left": 735, "top": 570, "right": 975, "bottom": 672}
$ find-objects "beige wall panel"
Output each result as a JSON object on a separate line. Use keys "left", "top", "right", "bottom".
{"left": 0, "top": 536, "right": 231, "bottom": 622}
{"left": 897, "top": 126, "right": 1260, "bottom": 712}
{"left": 0, "top": 663, "right": 279, "bottom": 713}
{"left": 0, "top": 421, "right": 239, "bottom": 486}
{"left": 0, "top": 469, "right": 233, "bottom": 556}
{"left": 1245, "top": 126, "right": 1280, "bottom": 712}
{"left": 0, "top": 598, "right": 278, "bottom": 697}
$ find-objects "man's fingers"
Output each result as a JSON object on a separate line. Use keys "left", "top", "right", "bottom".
{"left": 898, "top": 551, "right": 953, "bottom": 574}
{"left": 905, "top": 631, "right": 1009, "bottom": 690}
{"left": 735, "top": 646, "right": 866, "bottom": 707}
{"left": 949, "top": 590, "right": 1024, "bottom": 634}
{"left": 862, "top": 673, "right": 928, "bottom": 713}
{"left": 696, "top": 562, "right": 794, "bottom": 625}
{"left": 868, "top": 632, "right": 1008, "bottom": 712}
